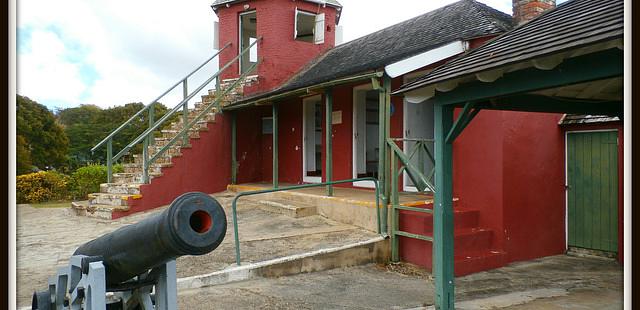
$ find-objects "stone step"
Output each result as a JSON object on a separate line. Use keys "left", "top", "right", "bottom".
{"left": 123, "top": 162, "right": 171, "bottom": 174}
{"left": 100, "top": 183, "right": 143, "bottom": 195}
{"left": 71, "top": 201, "right": 128, "bottom": 219}
{"left": 88, "top": 193, "right": 142, "bottom": 207}
{"left": 112, "top": 172, "right": 162, "bottom": 183}
{"left": 256, "top": 198, "right": 318, "bottom": 218}
{"left": 160, "top": 128, "right": 203, "bottom": 139}
{"left": 133, "top": 153, "right": 174, "bottom": 165}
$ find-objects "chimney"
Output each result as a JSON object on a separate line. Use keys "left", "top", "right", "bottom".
{"left": 513, "top": 0, "right": 556, "bottom": 24}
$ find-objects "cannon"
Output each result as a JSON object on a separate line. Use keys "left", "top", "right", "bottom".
{"left": 32, "top": 192, "right": 227, "bottom": 310}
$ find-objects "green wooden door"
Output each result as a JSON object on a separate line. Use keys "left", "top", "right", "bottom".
{"left": 567, "top": 131, "right": 618, "bottom": 253}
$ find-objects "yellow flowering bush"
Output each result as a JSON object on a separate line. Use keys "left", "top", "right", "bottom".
{"left": 16, "top": 171, "right": 70, "bottom": 203}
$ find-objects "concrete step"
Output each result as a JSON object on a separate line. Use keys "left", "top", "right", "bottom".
{"left": 71, "top": 201, "right": 129, "bottom": 220}
{"left": 398, "top": 206, "right": 479, "bottom": 235}
{"left": 398, "top": 227, "right": 499, "bottom": 276}
{"left": 88, "top": 192, "right": 142, "bottom": 207}
{"left": 100, "top": 182, "right": 143, "bottom": 195}
{"left": 256, "top": 198, "right": 318, "bottom": 218}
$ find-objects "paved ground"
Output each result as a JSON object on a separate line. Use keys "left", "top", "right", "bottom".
{"left": 178, "top": 255, "right": 623, "bottom": 309}
{"left": 16, "top": 192, "right": 377, "bottom": 307}
{"left": 16, "top": 193, "right": 623, "bottom": 309}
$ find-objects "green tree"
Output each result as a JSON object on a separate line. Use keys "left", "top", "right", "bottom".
{"left": 16, "top": 95, "right": 69, "bottom": 172}
{"left": 58, "top": 102, "right": 175, "bottom": 169}
{"left": 16, "top": 135, "right": 33, "bottom": 175}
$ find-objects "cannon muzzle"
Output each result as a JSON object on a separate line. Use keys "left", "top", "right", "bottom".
{"left": 73, "top": 192, "right": 227, "bottom": 287}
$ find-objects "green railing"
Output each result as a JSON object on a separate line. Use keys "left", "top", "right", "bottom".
{"left": 91, "top": 42, "right": 231, "bottom": 183}
{"left": 387, "top": 138, "right": 436, "bottom": 262}
{"left": 230, "top": 177, "right": 383, "bottom": 265}
{"left": 92, "top": 37, "right": 262, "bottom": 183}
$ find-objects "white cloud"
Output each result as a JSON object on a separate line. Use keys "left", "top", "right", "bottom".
{"left": 18, "top": 0, "right": 546, "bottom": 110}
{"left": 17, "top": 30, "right": 86, "bottom": 107}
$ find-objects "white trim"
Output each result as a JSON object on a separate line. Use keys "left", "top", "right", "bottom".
{"left": 238, "top": 10, "right": 256, "bottom": 75}
{"left": 302, "top": 95, "right": 322, "bottom": 184}
{"left": 564, "top": 129, "right": 619, "bottom": 252}
{"left": 352, "top": 83, "right": 375, "bottom": 188}
{"left": 384, "top": 40, "right": 467, "bottom": 78}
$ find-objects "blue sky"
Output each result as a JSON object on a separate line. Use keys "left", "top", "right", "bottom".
{"left": 16, "top": 0, "right": 565, "bottom": 111}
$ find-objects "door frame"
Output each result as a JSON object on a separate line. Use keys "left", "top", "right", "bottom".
{"left": 302, "top": 95, "right": 322, "bottom": 183}
{"left": 352, "top": 83, "right": 376, "bottom": 188}
{"left": 402, "top": 70, "right": 433, "bottom": 192}
{"left": 564, "top": 129, "right": 619, "bottom": 251}
{"left": 238, "top": 10, "right": 257, "bottom": 75}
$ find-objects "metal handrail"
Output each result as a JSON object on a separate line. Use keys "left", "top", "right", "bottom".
{"left": 114, "top": 37, "right": 263, "bottom": 162}
{"left": 91, "top": 43, "right": 231, "bottom": 153}
{"left": 387, "top": 138, "right": 435, "bottom": 192}
{"left": 230, "top": 177, "right": 383, "bottom": 265}
{"left": 146, "top": 61, "right": 260, "bottom": 176}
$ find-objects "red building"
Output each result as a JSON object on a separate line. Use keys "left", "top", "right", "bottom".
{"left": 86, "top": 0, "right": 623, "bottom": 280}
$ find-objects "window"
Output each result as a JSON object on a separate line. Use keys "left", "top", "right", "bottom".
{"left": 294, "top": 8, "right": 325, "bottom": 44}
{"left": 262, "top": 117, "right": 273, "bottom": 134}
{"left": 239, "top": 11, "right": 257, "bottom": 74}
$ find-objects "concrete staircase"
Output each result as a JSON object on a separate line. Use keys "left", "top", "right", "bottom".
{"left": 71, "top": 76, "right": 260, "bottom": 219}
{"left": 398, "top": 202, "right": 506, "bottom": 276}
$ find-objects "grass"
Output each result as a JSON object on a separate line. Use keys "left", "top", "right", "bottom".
{"left": 29, "top": 200, "right": 73, "bottom": 208}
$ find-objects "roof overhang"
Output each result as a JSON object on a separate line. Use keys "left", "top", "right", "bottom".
{"left": 223, "top": 71, "right": 383, "bottom": 111}
{"left": 400, "top": 38, "right": 623, "bottom": 105}
{"left": 384, "top": 40, "right": 469, "bottom": 79}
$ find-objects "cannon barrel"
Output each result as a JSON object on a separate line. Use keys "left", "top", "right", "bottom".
{"left": 73, "top": 192, "right": 227, "bottom": 286}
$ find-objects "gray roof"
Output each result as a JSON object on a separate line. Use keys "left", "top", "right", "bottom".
{"left": 211, "top": 0, "right": 342, "bottom": 10}
{"left": 279, "top": 0, "right": 512, "bottom": 93}
{"left": 395, "top": 0, "right": 624, "bottom": 94}
{"left": 228, "top": 0, "right": 513, "bottom": 107}
{"left": 559, "top": 114, "right": 620, "bottom": 125}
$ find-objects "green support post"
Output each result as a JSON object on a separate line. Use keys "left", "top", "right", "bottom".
{"left": 325, "top": 89, "right": 333, "bottom": 196}
{"left": 382, "top": 74, "right": 392, "bottom": 232}
{"left": 142, "top": 138, "right": 149, "bottom": 183}
{"left": 272, "top": 103, "right": 279, "bottom": 189}
{"left": 182, "top": 80, "right": 189, "bottom": 146}
{"left": 231, "top": 111, "right": 237, "bottom": 185}
{"left": 149, "top": 103, "right": 155, "bottom": 147}
{"left": 106, "top": 138, "right": 113, "bottom": 183}
{"left": 390, "top": 151, "right": 399, "bottom": 262}
{"left": 434, "top": 103, "right": 455, "bottom": 310}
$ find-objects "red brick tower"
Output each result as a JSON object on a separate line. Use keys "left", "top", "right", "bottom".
{"left": 212, "top": 0, "right": 342, "bottom": 95}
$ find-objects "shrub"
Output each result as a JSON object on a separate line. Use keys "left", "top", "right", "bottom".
{"left": 70, "top": 164, "right": 123, "bottom": 199}
{"left": 16, "top": 171, "right": 70, "bottom": 203}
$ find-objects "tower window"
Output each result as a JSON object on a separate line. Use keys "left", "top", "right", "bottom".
{"left": 294, "top": 9, "right": 325, "bottom": 44}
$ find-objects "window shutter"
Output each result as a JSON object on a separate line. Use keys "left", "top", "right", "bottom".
{"left": 213, "top": 21, "right": 219, "bottom": 50}
{"left": 314, "top": 13, "right": 325, "bottom": 44}
{"left": 294, "top": 7, "right": 299, "bottom": 39}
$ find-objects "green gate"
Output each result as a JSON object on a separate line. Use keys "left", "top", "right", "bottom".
{"left": 567, "top": 130, "right": 618, "bottom": 253}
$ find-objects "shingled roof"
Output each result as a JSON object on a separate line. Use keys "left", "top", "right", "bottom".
{"left": 394, "top": 0, "right": 624, "bottom": 94}
{"left": 227, "top": 0, "right": 513, "bottom": 108}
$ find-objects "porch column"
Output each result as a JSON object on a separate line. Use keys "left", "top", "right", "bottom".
{"left": 231, "top": 111, "right": 237, "bottom": 184}
{"left": 325, "top": 88, "right": 333, "bottom": 196}
{"left": 272, "top": 103, "right": 279, "bottom": 189}
{"left": 433, "top": 102, "right": 455, "bottom": 310}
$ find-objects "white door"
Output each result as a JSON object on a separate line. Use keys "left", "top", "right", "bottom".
{"left": 352, "top": 85, "right": 378, "bottom": 188}
{"left": 303, "top": 96, "right": 322, "bottom": 183}
{"left": 403, "top": 100, "right": 434, "bottom": 192}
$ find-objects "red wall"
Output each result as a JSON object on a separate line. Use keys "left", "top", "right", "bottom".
{"left": 216, "top": 0, "right": 338, "bottom": 95}
{"left": 115, "top": 114, "right": 233, "bottom": 219}
{"left": 453, "top": 111, "right": 567, "bottom": 264}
